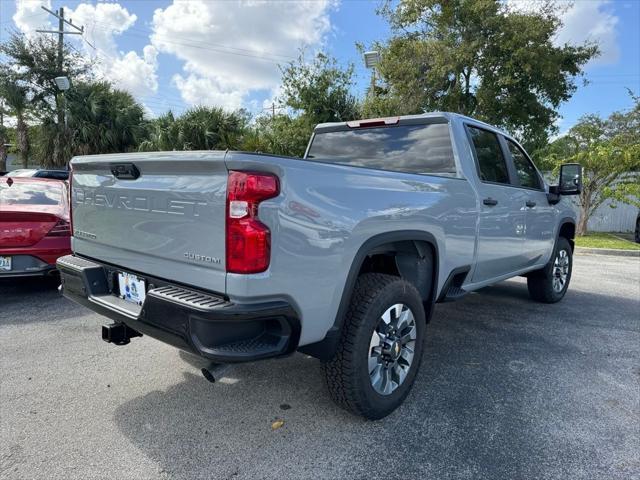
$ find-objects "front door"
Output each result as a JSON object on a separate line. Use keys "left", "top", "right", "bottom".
{"left": 504, "top": 138, "right": 556, "bottom": 266}
{"left": 466, "top": 126, "right": 528, "bottom": 283}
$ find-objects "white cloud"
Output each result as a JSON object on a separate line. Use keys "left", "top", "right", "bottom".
{"left": 508, "top": 0, "right": 619, "bottom": 65}
{"left": 66, "top": 3, "right": 159, "bottom": 98}
{"left": 12, "top": 1, "right": 159, "bottom": 102}
{"left": 12, "top": 0, "right": 52, "bottom": 36}
{"left": 67, "top": 2, "right": 137, "bottom": 57}
{"left": 108, "top": 45, "right": 159, "bottom": 97}
{"left": 151, "top": 0, "right": 336, "bottom": 110}
{"left": 172, "top": 73, "right": 245, "bottom": 111}
{"left": 555, "top": 1, "right": 619, "bottom": 65}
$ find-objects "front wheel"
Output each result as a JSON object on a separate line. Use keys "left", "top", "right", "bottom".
{"left": 322, "top": 273, "right": 426, "bottom": 419}
{"left": 527, "top": 236, "right": 573, "bottom": 303}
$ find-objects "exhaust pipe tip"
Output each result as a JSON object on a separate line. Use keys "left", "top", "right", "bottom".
{"left": 201, "top": 362, "right": 231, "bottom": 383}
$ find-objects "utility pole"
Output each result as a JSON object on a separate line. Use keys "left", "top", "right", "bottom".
{"left": 36, "top": 6, "right": 84, "bottom": 165}
{"left": 263, "top": 103, "right": 282, "bottom": 118}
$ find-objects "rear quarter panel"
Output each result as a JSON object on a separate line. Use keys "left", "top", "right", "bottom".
{"left": 225, "top": 153, "right": 478, "bottom": 346}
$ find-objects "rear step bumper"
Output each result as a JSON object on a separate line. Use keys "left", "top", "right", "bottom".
{"left": 56, "top": 254, "right": 300, "bottom": 363}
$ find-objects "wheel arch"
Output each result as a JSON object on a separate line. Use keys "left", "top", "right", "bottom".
{"left": 558, "top": 218, "right": 576, "bottom": 251}
{"left": 299, "top": 230, "right": 440, "bottom": 361}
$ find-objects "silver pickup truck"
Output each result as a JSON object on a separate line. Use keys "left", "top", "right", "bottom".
{"left": 58, "top": 112, "right": 582, "bottom": 419}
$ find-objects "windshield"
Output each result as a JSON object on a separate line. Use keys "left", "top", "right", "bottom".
{"left": 306, "top": 123, "right": 456, "bottom": 176}
{"left": 7, "top": 169, "right": 37, "bottom": 177}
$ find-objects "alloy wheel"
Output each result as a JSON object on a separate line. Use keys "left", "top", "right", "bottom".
{"left": 552, "top": 249, "right": 570, "bottom": 293}
{"left": 368, "top": 303, "right": 417, "bottom": 395}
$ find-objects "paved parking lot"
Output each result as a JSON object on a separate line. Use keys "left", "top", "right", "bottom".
{"left": 1, "top": 253, "right": 639, "bottom": 480}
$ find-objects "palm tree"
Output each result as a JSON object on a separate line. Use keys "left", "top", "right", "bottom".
{"left": 139, "top": 111, "right": 179, "bottom": 152}
{"left": 0, "top": 81, "right": 30, "bottom": 167}
{"left": 139, "top": 106, "right": 247, "bottom": 152}
{"left": 67, "top": 81, "right": 145, "bottom": 155}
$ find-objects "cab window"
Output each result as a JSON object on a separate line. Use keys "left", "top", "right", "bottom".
{"left": 506, "top": 140, "right": 542, "bottom": 190}
{"left": 467, "top": 126, "right": 510, "bottom": 184}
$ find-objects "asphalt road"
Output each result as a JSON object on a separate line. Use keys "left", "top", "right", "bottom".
{"left": 1, "top": 254, "right": 639, "bottom": 480}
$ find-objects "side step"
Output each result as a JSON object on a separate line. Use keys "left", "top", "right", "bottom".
{"left": 443, "top": 285, "right": 467, "bottom": 302}
{"left": 437, "top": 266, "right": 471, "bottom": 303}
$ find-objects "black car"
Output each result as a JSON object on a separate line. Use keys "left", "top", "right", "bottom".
{"left": 5, "top": 169, "right": 69, "bottom": 180}
{"left": 635, "top": 212, "right": 640, "bottom": 243}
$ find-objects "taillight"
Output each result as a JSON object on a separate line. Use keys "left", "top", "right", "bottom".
{"left": 226, "top": 171, "right": 279, "bottom": 274}
{"left": 47, "top": 219, "right": 71, "bottom": 237}
{"left": 68, "top": 166, "right": 74, "bottom": 236}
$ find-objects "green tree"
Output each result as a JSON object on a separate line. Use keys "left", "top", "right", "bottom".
{"left": 139, "top": 111, "right": 179, "bottom": 152}
{"left": 368, "top": 0, "right": 598, "bottom": 151}
{"left": 66, "top": 81, "right": 145, "bottom": 156}
{"left": 241, "top": 114, "right": 314, "bottom": 158}
{"left": 0, "top": 126, "right": 8, "bottom": 173}
{"left": 0, "top": 32, "right": 91, "bottom": 166}
{"left": 246, "top": 51, "right": 359, "bottom": 158}
{"left": 139, "top": 106, "right": 247, "bottom": 152}
{"left": 0, "top": 79, "right": 30, "bottom": 168}
{"left": 280, "top": 52, "right": 360, "bottom": 124}
{"left": 540, "top": 96, "right": 640, "bottom": 235}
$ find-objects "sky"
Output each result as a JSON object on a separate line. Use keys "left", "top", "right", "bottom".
{"left": 1, "top": 0, "right": 639, "bottom": 134}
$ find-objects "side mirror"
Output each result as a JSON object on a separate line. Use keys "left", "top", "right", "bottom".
{"left": 558, "top": 163, "right": 582, "bottom": 195}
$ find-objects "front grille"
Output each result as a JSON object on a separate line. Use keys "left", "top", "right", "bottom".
{"left": 148, "top": 285, "right": 229, "bottom": 311}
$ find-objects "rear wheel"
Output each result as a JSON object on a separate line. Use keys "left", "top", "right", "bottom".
{"left": 527, "top": 236, "right": 573, "bottom": 303}
{"left": 322, "top": 273, "right": 426, "bottom": 419}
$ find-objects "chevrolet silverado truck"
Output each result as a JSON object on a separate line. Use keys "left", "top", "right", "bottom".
{"left": 57, "top": 113, "right": 582, "bottom": 419}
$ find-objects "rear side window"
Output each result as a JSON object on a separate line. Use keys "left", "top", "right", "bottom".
{"left": 506, "top": 140, "right": 542, "bottom": 190}
{"left": 306, "top": 123, "right": 456, "bottom": 176}
{"left": 467, "top": 126, "right": 510, "bottom": 184}
{"left": 0, "top": 182, "right": 63, "bottom": 206}
{"left": 34, "top": 170, "right": 69, "bottom": 180}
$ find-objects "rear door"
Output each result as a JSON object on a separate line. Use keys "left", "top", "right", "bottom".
{"left": 466, "top": 126, "right": 528, "bottom": 283}
{"left": 504, "top": 139, "right": 556, "bottom": 265}
{"left": 71, "top": 151, "right": 228, "bottom": 294}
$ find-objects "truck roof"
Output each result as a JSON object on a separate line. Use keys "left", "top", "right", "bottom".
{"left": 313, "top": 112, "right": 509, "bottom": 137}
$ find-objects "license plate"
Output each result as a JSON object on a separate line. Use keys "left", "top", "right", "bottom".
{"left": 0, "top": 256, "right": 11, "bottom": 271}
{"left": 117, "top": 272, "right": 146, "bottom": 305}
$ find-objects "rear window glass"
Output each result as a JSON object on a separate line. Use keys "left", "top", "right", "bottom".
{"left": 0, "top": 182, "right": 63, "bottom": 206}
{"left": 306, "top": 123, "right": 456, "bottom": 175}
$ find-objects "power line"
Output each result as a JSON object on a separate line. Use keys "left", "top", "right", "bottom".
{"left": 80, "top": 19, "right": 296, "bottom": 64}
{"left": 85, "top": 16, "right": 296, "bottom": 60}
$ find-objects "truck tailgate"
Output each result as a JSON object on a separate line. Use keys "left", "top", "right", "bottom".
{"left": 70, "top": 151, "right": 228, "bottom": 294}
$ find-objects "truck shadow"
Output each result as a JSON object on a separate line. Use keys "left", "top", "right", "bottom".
{"left": 112, "top": 280, "right": 639, "bottom": 479}
{"left": 0, "top": 277, "right": 86, "bottom": 325}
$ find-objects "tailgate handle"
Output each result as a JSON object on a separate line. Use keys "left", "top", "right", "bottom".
{"left": 110, "top": 163, "right": 140, "bottom": 180}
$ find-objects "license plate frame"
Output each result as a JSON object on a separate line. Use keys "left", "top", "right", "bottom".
{"left": 117, "top": 271, "right": 147, "bottom": 305}
{"left": 0, "top": 256, "right": 11, "bottom": 271}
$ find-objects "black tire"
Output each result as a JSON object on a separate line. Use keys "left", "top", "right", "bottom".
{"left": 527, "top": 236, "right": 573, "bottom": 303}
{"left": 635, "top": 217, "right": 640, "bottom": 243}
{"left": 322, "top": 273, "right": 426, "bottom": 419}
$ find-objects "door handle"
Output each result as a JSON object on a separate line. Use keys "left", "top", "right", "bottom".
{"left": 110, "top": 163, "right": 140, "bottom": 180}
{"left": 526, "top": 200, "right": 537, "bottom": 208}
{"left": 483, "top": 197, "right": 498, "bottom": 206}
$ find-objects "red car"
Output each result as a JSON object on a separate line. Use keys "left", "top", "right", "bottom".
{"left": 0, "top": 177, "right": 71, "bottom": 278}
